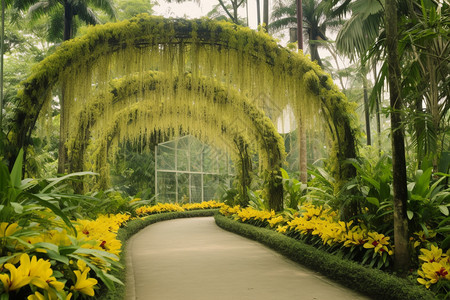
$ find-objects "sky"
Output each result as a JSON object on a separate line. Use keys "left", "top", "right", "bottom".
{"left": 152, "top": 0, "right": 262, "bottom": 29}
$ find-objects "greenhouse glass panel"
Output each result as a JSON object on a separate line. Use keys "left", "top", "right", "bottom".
{"left": 155, "top": 136, "right": 233, "bottom": 203}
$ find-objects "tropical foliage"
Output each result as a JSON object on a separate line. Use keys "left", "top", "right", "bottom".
{"left": 0, "top": 151, "right": 223, "bottom": 298}
{"left": 0, "top": 0, "right": 448, "bottom": 297}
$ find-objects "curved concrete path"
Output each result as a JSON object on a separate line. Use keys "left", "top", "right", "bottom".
{"left": 126, "top": 217, "right": 370, "bottom": 300}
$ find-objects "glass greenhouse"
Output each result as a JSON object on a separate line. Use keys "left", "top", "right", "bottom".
{"left": 155, "top": 136, "right": 234, "bottom": 203}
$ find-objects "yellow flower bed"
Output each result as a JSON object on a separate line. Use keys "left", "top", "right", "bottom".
{"left": 76, "top": 213, "right": 131, "bottom": 256}
{"left": 0, "top": 214, "right": 130, "bottom": 300}
{"left": 136, "top": 203, "right": 184, "bottom": 216}
{"left": 135, "top": 200, "right": 223, "bottom": 216}
{"left": 220, "top": 204, "right": 393, "bottom": 267}
{"left": 220, "top": 203, "right": 450, "bottom": 291}
{"left": 0, "top": 213, "right": 129, "bottom": 298}
{"left": 221, "top": 203, "right": 394, "bottom": 263}
{"left": 1, "top": 201, "right": 222, "bottom": 298}
{"left": 182, "top": 200, "right": 224, "bottom": 211}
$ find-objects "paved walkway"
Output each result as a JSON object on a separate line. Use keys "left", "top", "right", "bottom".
{"left": 126, "top": 217, "right": 370, "bottom": 300}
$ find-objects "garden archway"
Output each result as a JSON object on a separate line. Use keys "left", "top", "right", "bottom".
{"left": 11, "top": 14, "right": 358, "bottom": 210}
{"left": 67, "top": 71, "right": 285, "bottom": 208}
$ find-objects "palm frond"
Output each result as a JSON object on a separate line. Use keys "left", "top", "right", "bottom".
{"left": 87, "top": 0, "right": 116, "bottom": 20}
{"left": 268, "top": 17, "right": 297, "bottom": 32}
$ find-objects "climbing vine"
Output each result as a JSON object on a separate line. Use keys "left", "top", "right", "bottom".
{"left": 67, "top": 71, "right": 284, "bottom": 208}
{"left": 11, "top": 14, "right": 358, "bottom": 210}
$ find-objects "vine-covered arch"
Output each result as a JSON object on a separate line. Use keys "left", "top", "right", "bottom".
{"left": 68, "top": 71, "right": 285, "bottom": 208}
{"left": 11, "top": 14, "right": 359, "bottom": 210}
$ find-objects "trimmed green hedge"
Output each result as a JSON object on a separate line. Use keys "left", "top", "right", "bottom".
{"left": 99, "top": 209, "right": 219, "bottom": 300}
{"left": 214, "top": 214, "right": 435, "bottom": 300}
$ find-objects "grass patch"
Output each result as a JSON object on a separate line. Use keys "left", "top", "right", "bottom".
{"left": 214, "top": 214, "right": 435, "bottom": 300}
{"left": 98, "top": 209, "right": 218, "bottom": 300}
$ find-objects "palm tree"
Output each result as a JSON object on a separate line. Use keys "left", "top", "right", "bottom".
{"left": 334, "top": 0, "right": 384, "bottom": 146}
{"left": 270, "top": 0, "right": 340, "bottom": 184}
{"left": 14, "top": 0, "right": 116, "bottom": 173}
{"left": 15, "top": 0, "right": 116, "bottom": 41}
{"left": 213, "top": 0, "right": 246, "bottom": 25}
{"left": 385, "top": 0, "right": 410, "bottom": 275}
{"left": 333, "top": 0, "right": 447, "bottom": 272}
{"left": 401, "top": 1, "right": 449, "bottom": 169}
{"left": 269, "top": 0, "right": 340, "bottom": 66}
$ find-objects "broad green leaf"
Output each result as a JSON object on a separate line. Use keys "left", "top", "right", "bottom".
{"left": 361, "top": 176, "right": 380, "bottom": 190}
{"left": 438, "top": 216, "right": 450, "bottom": 227}
{"left": 45, "top": 250, "right": 70, "bottom": 265}
{"left": 21, "top": 192, "right": 76, "bottom": 235}
{"left": 407, "top": 182, "right": 415, "bottom": 192}
{"left": 19, "top": 178, "right": 37, "bottom": 191}
{"left": 41, "top": 171, "right": 98, "bottom": 193}
{"left": 436, "top": 226, "right": 450, "bottom": 233}
{"left": 0, "top": 254, "right": 21, "bottom": 265}
{"left": 11, "top": 202, "right": 23, "bottom": 214}
{"left": 439, "top": 205, "right": 449, "bottom": 216}
{"left": 73, "top": 247, "right": 119, "bottom": 260}
{"left": 415, "top": 167, "right": 432, "bottom": 196}
{"left": 366, "top": 197, "right": 380, "bottom": 207}
{"left": 428, "top": 176, "right": 447, "bottom": 198}
{"left": 33, "top": 242, "right": 59, "bottom": 252}
{"left": 420, "top": 223, "right": 429, "bottom": 236}
{"left": 407, "top": 210, "right": 414, "bottom": 220}
{"left": 10, "top": 149, "right": 24, "bottom": 188}
{"left": 59, "top": 246, "right": 79, "bottom": 255}
{"left": 380, "top": 181, "right": 391, "bottom": 201}
{"left": 103, "top": 272, "right": 124, "bottom": 285}
{"left": 441, "top": 236, "right": 450, "bottom": 250}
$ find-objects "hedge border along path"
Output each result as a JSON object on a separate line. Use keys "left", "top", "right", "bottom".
{"left": 98, "top": 209, "right": 219, "bottom": 300}
{"left": 214, "top": 214, "right": 435, "bottom": 300}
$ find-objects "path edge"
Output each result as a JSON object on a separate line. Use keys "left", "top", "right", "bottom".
{"left": 214, "top": 214, "right": 435, "bottom": 300}
{"left": 99, "top": 209, "right": 219, "bottom": 300}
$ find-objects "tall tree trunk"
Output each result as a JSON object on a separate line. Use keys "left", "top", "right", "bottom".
{"left": 233, "top": 0, "right": 238, "bottom": 23}
{"left": 0, "top": 0, "right": 4, "bottom": 154}
{"left": 256, "top": 0, "right": 261, "bottom": 26}
{"left": 236, "top": 138, "right": 252, "bottom": 207}
{"left": 263, "top": 0, "right": 268, "bottom": 28}
{"left": 362, "top": 63, "right": 371, "bottom": 146}
{"left": 296, "top": 0, "right": 307, "bottom": 183}
{"left": 246, "top": 0, "right": 249, "bottom": 26}
{"left": 63, "top": 1, "right": 73, "bottom": 41}
{"left": 310, "top": 43, "right": 323, "bottom": 67}
{"left": 296, "top": 0, "right": 303, "bottom": 51}
{"left": 298, "top": 117, "right": 307, "bottom": 182}
{"left": 385, "top": 0, "right": 410, "bottom": 275}
{"left": 58, "top": 1, "right": 73, "bottom": 173}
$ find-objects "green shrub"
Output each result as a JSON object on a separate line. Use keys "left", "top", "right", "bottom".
{"left": 215, "top": 214, "right": 435, "bottom": 300}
